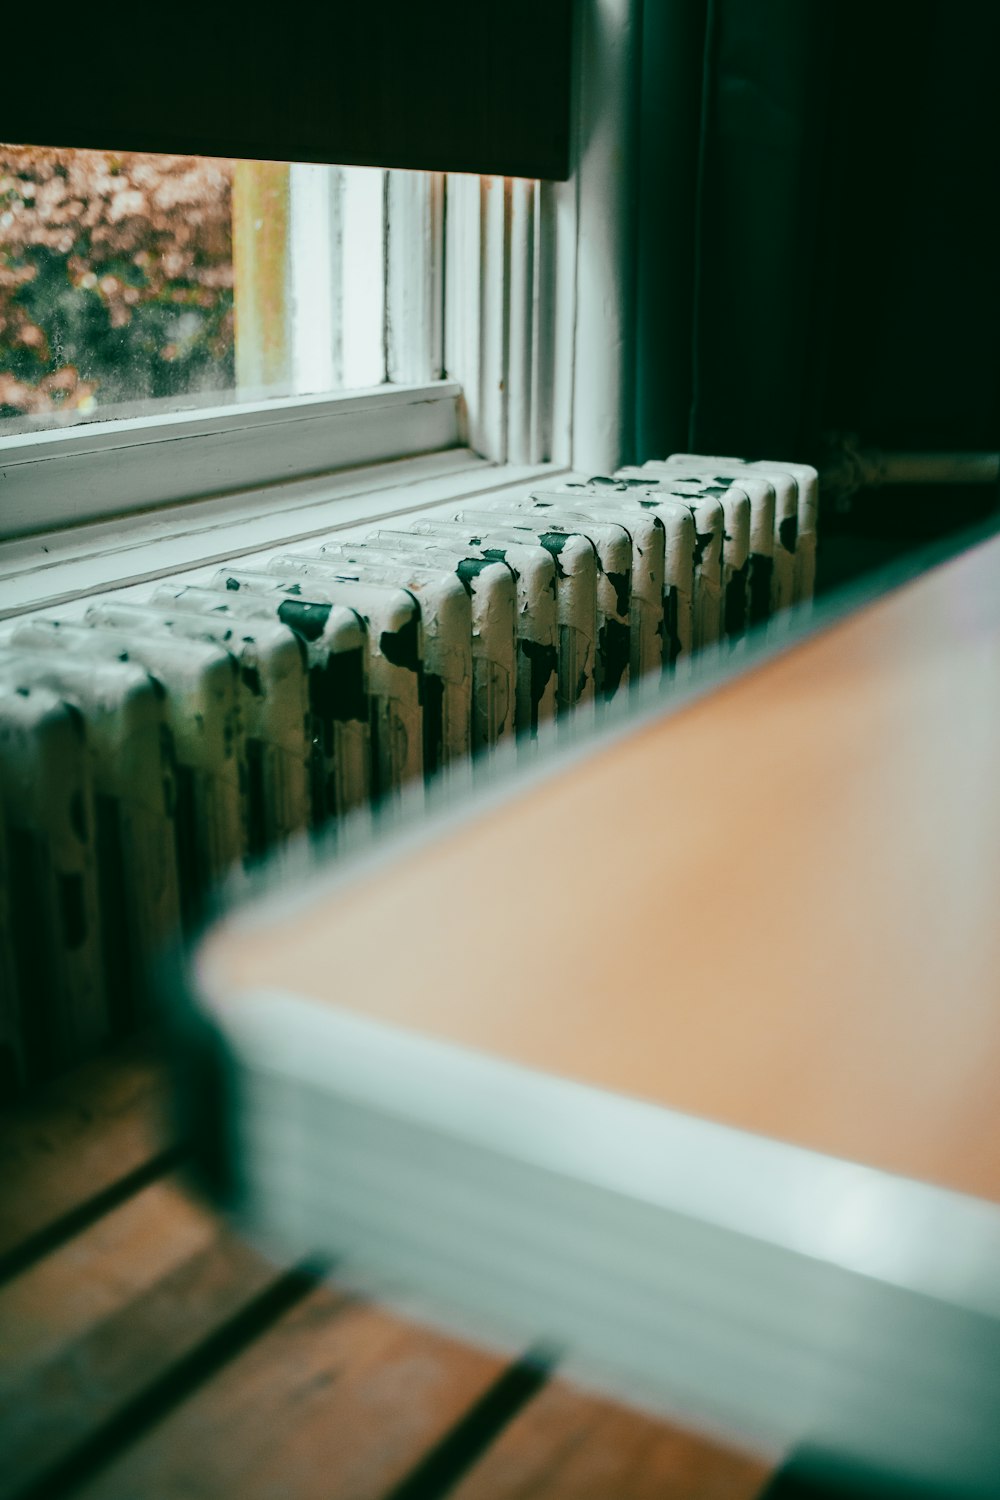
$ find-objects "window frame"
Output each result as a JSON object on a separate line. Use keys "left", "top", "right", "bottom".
{"left": 0, "top": 157, "right": 448, "bottom": 542}
{"left": 0, "top": 380, "right": 462, "bottom": 541}
{"left": 0, "top": 446, "right": 570, "bottom": 623}
{"left": 0, "top": 0, "right": 638, "bottom": 596}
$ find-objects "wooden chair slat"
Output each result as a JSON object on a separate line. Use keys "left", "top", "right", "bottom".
{"left": 76, "top": 1290, "right": 506, "bottom": 1500}
{"left": 448, "top": 1378, "right": 773, "bottom": 1500}
{"left": 0, "top": 1187, "right": 276, "bottom": 1500}
{"left": 0, "top": 1174, "right": 214, "bottom": 1378}
{"left": 0, "top": 1042, "right": 168, "bottom": 1268}
{"left": 0, "top": 1029, "right": 780, "bottom": 1500}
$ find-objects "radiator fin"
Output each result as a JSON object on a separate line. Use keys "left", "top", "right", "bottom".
{"left": 0, "top": 454, "right": 816, "bottom": 1089}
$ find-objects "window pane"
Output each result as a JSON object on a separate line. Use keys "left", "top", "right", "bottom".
{"left": 0, "top": 145, "right": 418, "bottom": 435}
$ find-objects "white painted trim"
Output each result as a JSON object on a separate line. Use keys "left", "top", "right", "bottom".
{"left": 444, "top": 172, "right": 562, "bottom": 468}
{"left": 444, "top": 174, "right": 484, "bottom": 456}
{"left": 195, "top": 975, "right": 1000, "bottom": 1492}
{"left": 543, "top": 0, "right": 644, "bottom": 474}
{"left": 0, "top": 451, "right": 574, "bottom": 619}
{"left": 385, "top": 171, "right": 445, "bottom": 385}
{"left": 567, "top": 0, "right": 640, "bottom": 475}
{"left": 506, "top": 178, "right": 537, "bottom": 465}
{"left": 0, "top": 381, "right": 462, "bottom": 541}
{"left": 341, "top": 168, "right": 387, "bottom": 389}
{"left": 0, "top": 2, "right": 639, "bottom": 547}
{"left": 218, "top": 988, "right": 1000, "bottom": 1323}
{"left": 288, "top": 162, "right": 343, "bottom": 395}
{"left": 477, "top": 176, "right": 510, "bottom": 464}
{"left": 546, "top": 170, "right": 577, "bottom": 470}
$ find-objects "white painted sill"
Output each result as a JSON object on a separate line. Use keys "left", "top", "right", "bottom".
{"left": 0, "top": 446, "right": 573, "bottom": 621}
{"left": 0, "top": 381, "right": 464, "bottom": 542}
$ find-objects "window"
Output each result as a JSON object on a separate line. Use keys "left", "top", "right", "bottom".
{"left": 0, "top": 144, "right": 437, "bottom": 434}
{"left": 0, "top": 163, "right": 575, "bottom": 553}
{"left": 0, "top": 5, "right": 636, "bottom": 569}
{"left": 0, "top": 170, "right": 591, "bottom": 619}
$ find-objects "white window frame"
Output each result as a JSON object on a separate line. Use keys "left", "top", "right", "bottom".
{"left": 0, "top": 0, "right": 637, "bottom": 613}
{"left": 0, "top": 381, "right": 464, "bottom": 540}
{"left": 0, "top": 163, "right": 449, "bottom": 542}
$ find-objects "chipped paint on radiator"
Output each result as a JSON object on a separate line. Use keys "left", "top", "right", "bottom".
{"left": 0, "top": 815, "right": 17, "bottom": 1093}
{"left": 291, "top": 547, "right": 474, "bottom": 794}
{"left": 639, "top": 456, "right": 815, "bottom": 612}
{"left": 616, "top": 466, "right": 780, "bottom": 635}
{"left": 409, "top": 520, "right": 560, "bottom": 744}
{"left": 15, "top": 616, "right": 243, "bottom": 930}
{"left": 460, "top": 503, "right": 632, "bottom": 707}
{"left": 217, "top": 567, "right": 424, "bottom": 805}
{"left": 666, "top": 455, "right": 819, "bottom": 604}
{"left": 0, "top": 649, "right": 179, "bottom": 1034}
{"left": 568, "top": 480, "right": 700, "bottom": 673}
{"left": 540, "top": 487, "right": 667, "bottom": 679}
{"left": 454, "top": 512, "right": 598, "bottom": 724}
{"left": 86, "top": 600, "right": 310, "bottom": 864}
{"left": 369, "top": 534, "right": 517, "bottom": 750}
{"left": 650, "top": 480, "right": 749, "bottom": 645}
{"left": 493, "top": 494, "right": 653, "bottom": 687}
{"left": 192, "top": 580, "right": 372, "bottom": 826}
{"left": 0, "top": 680, "right": 103, "bottom": 1077}
{"left": 0, "top": 451, "right": 814, "bottom": 1083}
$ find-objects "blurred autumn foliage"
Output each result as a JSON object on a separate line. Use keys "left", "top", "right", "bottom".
{"left": 0, "top": 146, "right": 236, "bottom": 424}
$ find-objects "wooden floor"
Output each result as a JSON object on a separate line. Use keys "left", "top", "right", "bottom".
{"left": 0, "top": 1042, "right": 773, "bottom": 1500}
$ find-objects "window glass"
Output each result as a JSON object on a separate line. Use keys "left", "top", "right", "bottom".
{"left": 0, "top": 145, "right": 393, "bottom": 435}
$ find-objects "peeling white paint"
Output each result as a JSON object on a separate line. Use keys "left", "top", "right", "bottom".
{"left": 0, "top": 644, "right": 180, "bottom": 1039}
{"left": 0, "top": 679, "right": 103, "bottom": 1076}
{"left": 210, "top": 566, "right": 421, "bottom": 809}
{"left": 366, "top": 532, "right": 518, "bottom": 758}
{"left": 543, "top": 489, "right": 666, "bottom": 679}
{"left": 0, "top": 451, "right": 816, "bottom": 1080}
{"left": 455, "top": 509, "right": 599, "bottom": 727}
{"left": 410, "top": 520, "right": 560, "bottom": 744}
{"left": 294, "top": 546, "right": 474, "bottom": 795}
{"left": 16, "top": 614, "right": 245, "bottom": 901}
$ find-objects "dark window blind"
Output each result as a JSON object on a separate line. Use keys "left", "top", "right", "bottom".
{"left": 3, "top": 3, "right": 574, "bottom": 180}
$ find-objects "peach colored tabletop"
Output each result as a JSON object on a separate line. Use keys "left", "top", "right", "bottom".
{"left": 210, "top": 533, "right": 1000, "bottom": 1206}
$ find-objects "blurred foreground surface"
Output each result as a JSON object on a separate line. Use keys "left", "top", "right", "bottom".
{"left": 0, "top": 1042, "right": 771, "bottom": 1500}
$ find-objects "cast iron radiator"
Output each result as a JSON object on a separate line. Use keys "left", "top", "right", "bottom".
{"left": 0, "top": 456, "right": 817, "bottom": 1092}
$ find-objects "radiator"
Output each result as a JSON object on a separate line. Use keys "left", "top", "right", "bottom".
{"left": 0, "top": 456, "right": 816, "bottom": 1094}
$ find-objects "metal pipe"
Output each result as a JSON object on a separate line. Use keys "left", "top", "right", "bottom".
{"left": 867, "top": 451, "right": 1000, "bottom": 487}
{"left": 821, "top": 439, "right": 1000, "bottom": 503}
